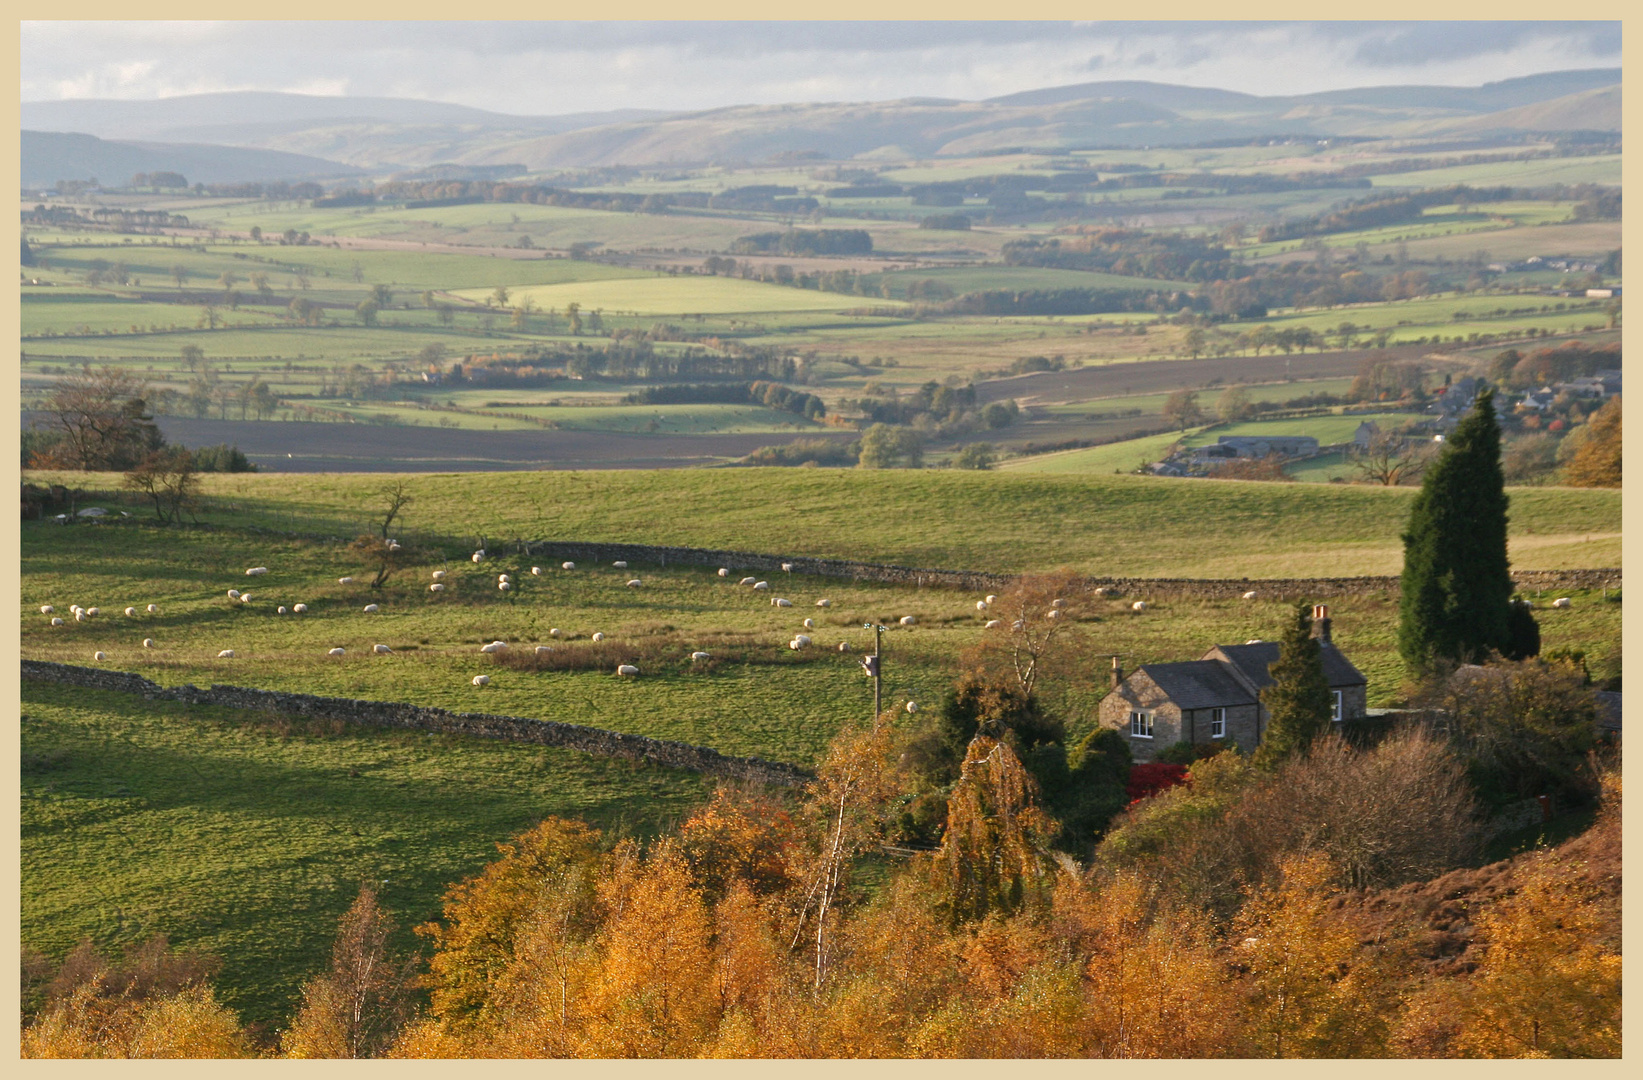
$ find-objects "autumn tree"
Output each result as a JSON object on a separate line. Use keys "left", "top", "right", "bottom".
{"left": 348, "top": 482, "right": 413, "bottom": 589}
{"left": 283, "top": 884, "right": 416, "bottom": 1058}
{"left": 122, "top": 447, "right": 200, "bottom": 523}
{"left": 1215, "top": 385, "right": 1252, "bottom": 421}
{"left": 34, "top": 365, "right": 164, "bottom": 470}
{"left": 1561, "top": 395, "right": 1620, "bottom": 487}
{"left": 931, "top": 734, "right": 1059, "bottom": 923}
{"left": 1161, "top": 389, "right": 1204, "bottom": 431}
{"left": 1353, "top": 431, "right": 1429, "bottom": 486}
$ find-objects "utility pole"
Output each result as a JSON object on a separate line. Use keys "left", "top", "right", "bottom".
{"left": 862, "top": 623, "right": 886, "bottom": 724}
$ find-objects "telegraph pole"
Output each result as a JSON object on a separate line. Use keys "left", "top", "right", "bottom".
{"left": 862, "top": 623, "right": 886, "bottom": 724}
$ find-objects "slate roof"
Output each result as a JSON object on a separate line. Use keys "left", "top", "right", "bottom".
{"left": 1207, "top": 642, "right": 1367, "bottom": 690}
{"left": 1135, "top": 660, "right": 1258, "bottom": 711}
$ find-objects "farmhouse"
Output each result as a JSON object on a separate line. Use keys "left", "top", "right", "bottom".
{"left": 1097, "top": 604, "right": 1367, "bottom": 761}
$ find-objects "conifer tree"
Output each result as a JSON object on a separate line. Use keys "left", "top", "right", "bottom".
{"left": 1256, "top": 603, "right": 1333, "bottom": 766}
{"left": 1398, "top": 387, "right": 1514, "bottom": 670}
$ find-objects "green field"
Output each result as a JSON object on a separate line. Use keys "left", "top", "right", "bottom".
{"left": 1368, "top": 154, "right": 1623, "bottom": 190}
{"left": 1181, "top": 412, "right": 1417, "bottom": 449}
{"left": 997, "top": 431, "right": 1190, "bottom": 475}
{"left": 455, "top": 275, "right": 906, "bottom": 316}
{"left": 876, "top": 265, "right": 1190, "bottom": 295}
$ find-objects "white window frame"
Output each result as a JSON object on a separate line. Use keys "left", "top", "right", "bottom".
{"left": 1331, "top": 690, "right": 1343, "bottom": 722}
{"left": 1209, "top": 707, "right": 1226, "bottom": 739}
{"left": 1129, "top": 710, "right": 1154, "bottom": 739}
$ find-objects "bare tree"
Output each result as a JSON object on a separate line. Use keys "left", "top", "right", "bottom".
{"left": 122, "top": 448, "right": 200, "bottom": 523}
{"left": 34, "top": 365, "right": 164, "bottom": 470}
{"left": 348, "top": 482, "right": 414, "bottom": 588}
{"left": 1354, "top": 432, "right": 1431, "bottom": 486}
{"left": 282, "top": 884, "right": 416, "bottom": 1058}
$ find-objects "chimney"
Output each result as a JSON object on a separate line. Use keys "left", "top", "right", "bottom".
{"left": 1111, "top": 655, "right": 1124, "bottom": 689}
{"left": 1311, "top": 604, "right": 1332, "bottom": 646}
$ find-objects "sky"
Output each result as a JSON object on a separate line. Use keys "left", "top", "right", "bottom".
{"left": 20, "top": 21, "right": 1622, "bottom": 116}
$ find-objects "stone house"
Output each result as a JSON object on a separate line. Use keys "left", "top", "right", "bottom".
{"left": 1097, "top": 605, "right": 1368, "bottom": 761}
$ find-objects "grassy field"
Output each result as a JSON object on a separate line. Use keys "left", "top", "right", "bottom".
{"left": 455, "top": 275, "right": 906, "bottom": 317}
{"left": 874, "top": 265, "right": 1191, "bottom": 295}
{"left": 1368, "top": 154, "right": 1623, "bottom": 189}
{"left": 1181, "top": 412, "right": 1416, "bottom": 448}
{"left": 997, "top": 431, "right": 1191, "bottom": 475}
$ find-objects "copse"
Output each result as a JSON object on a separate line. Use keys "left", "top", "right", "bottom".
{"left": 1397, "top": 388, "right": 1519, "bottom": 670}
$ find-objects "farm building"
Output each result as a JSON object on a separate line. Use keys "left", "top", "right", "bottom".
{"left": 1097, "top": 604, "right": 1367, "bottom": 761}
{"left": 1214, "top": 435, "right": 1319, "bottom": 459}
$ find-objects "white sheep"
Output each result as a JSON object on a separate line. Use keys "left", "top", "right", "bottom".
{"left": 740, "top": 577, "right": 757, "bottom": 586}
{"left": 218, "top": 649, "right": 235, "bottom": 658}
{"left": 373, "top": 644, "right": 392, "bottom": 654}
{"left": 480, "top": 641, "right": 507, "bottom": 653}
{"left": 900, "top": 615, "right": 917, "bottom": 626}
{"left": 240, "top": 594, "right": 252, "bottom": 604}
{"left": 838, "top": 642, "right": 851, "bottom": 652}
{"left": 142, "top": 639, "right": 154, "bottom": 648}
{"left": 616, "top": 664, "right": 639, "bottom": 676}
{"left": 690, "top": 651, "right": 711, "bottom": 661}
{"left": 613, "top": 560, "right": 628, "bottom": 569}
{"left": 245, "top": 567, "right": 268, "bottom": 576}
{"left": 816, "top": 599, "right": 832, "bottom": 608}
{"left": 1011, "top": 619, "right": 1025, "bottom": 631}
{"left": 753, "top": 581, "right": 769, "bottom": 591}
{"left": 472, "top": 674, "right": 490, "bottom": 686}
{"left": 430, "top": 583, "right": 446, "bottom": 592}
{"left": 40, "top": 605, "right": 54, "bottom": 615}
{"left": 278, "top": 606, "right": 288, "bottom": 615}
{"left": 1245, "top": 639, "right": 1263, "bottom": 645}
{"left": 125, "top": 607, "right": 138, "bottom": 617}
{"left": 1132, "top": 601, "right": 1149, "bottom": 612}
{"left": 86, "top": 607, "right": 99, "bottom": 617}
{"left": 1093, "top": 586, "right": 1115, "bottom": 599}
{"left": 292, "top": 604, "right": 308, "bottom": 614}
{"left": 338, "top": 576, "right": 354, "bottom": 585}
{"left": 591, "top": 632, "right": 605, "bottom": 642}
{"left": 781, "top": 562, "right": 794, "bottom": 572}
{"left": 906, "top": 701, "right": 919, "bottom": 714}
{"left": 499, "top": 582, "right": 512, "bottom": 591}
{"left": 1242, "top": 591, "right": 1258, "bottom": 601}
{"left": 1552, "top": 597, "right": 1572, "bottom": 609}
{"left": 976, "top": 600, "right": 989, "bottom": 611}
{"left": 549, "top": 628, "right": 562, "bottom": 637}
{"left": 985, "top": 619, "right": 1002, "bottom": 629}
{"left": 531, "top": 567, "right": 543, "bottom": 576}
{"left": 429, "top": 569, "right": 445, "bottom": 581}
{"left": 1052, "top": 598, "right": 1065, "bottom": 609}
{"left": 985, "top": 595, "right": 998, "bottom": 605}
{"left": 803, "top": 618, "right": 815, "bottom": 629}
{"left": 363, "top": 604, "right": 379, "bottom": 613}
{"left": 74, "top": 611, "right": 87, "bottom": 622}
{"left": 93, "top": 651, "right": 106, "bottom": 661}
{"left": 789, "top": 640, "right": 803, "bottom": 650}
{"left": 472, "top": 551, "right": 487, "bottom": 563}
{"left": 1046, "top": 609, "right": 1062, "bottom": 620}
{"left": 626, "top": 579, "right": 642, "bottom": 588}
{"left": 562, "top": 561, "right": 576, "bottom": 570}
{"left": 227, "top": 589, "right": 241, "bottom": 600}
{"left": 388, "top": 541, "right": 402, "bottom": 552}
{"left": 794, "top": 634, "right": 812, "bottom": 647}
{"left": 498, "top": 573, "right": 510, "bottom": 582}
{"left": 718, "top": 568, "right": 730, "bottom": 577}
{"left": 147, "top": 604, "right": 159, "bottom": 614}
{"left": 50, "top": 617, "right": 64, "bottom": 626}
{"left": 536, "top": 645, "right": 554, "bottom": 655}
{"left": 773, "top": 598, "right": 793, "bottom": 608}
{"left": 70, "top": 605, "right": 82, "bottom": 614}
{"left": 329, "top": 647, "right": 345, "bottom": 657}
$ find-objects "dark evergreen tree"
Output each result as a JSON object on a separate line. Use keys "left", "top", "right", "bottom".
{"left": 1503, "top": 599, "right": 1542, "bottom": 661}
{"left": 1256, "top": 603, "right": 1334, "bottom": 766}
{"left": 1398, "top": 388, "right": 1514, "bottom": 669}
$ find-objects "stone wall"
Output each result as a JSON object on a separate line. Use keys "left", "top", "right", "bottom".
{"left": 21, "top": 660, "right": 812, "bottom": 788}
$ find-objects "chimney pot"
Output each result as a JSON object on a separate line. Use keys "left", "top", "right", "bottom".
{"left": 1311, "top": 604, "right": 1332, "bottom": 645}
{"left": 1111, "top": 655, "right": 1123, "bottom": 688}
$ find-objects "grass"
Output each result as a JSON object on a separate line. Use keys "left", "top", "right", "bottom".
{"left": 454, "top": 276, "right": 905, "bottom": 317}
{"left": 997, "top": 431, "right": 1191, "bottom": 475}
{"left": 874, "top": 265, "right": 1191, "bottom": 295}
{"left": 1368, "top": 155, "right": 1622, "bottom": 189}
{"left": 1180, "top": 413, "right": 1417, "bottom": 448}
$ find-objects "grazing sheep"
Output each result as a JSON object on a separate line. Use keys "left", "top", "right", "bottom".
{"left": 753, "top": 581, "right": 769, "bottom": 591}
{"left": 803, "top": 618, "right": 815, "bottom": 629}
{"left": 472, "top": 551, "right": 486, "bottom": 563}
{"left": 142, "top": 639, "right": 154, "bottom": 648}
{"left": 838, "top": 642, "right": 851, "bottom": 652}
{"left": 373, "top": 644, "right": 392, "bottom": 654}
{"left": 1242, "top": 591, "right": 1258, "bottom": 601}
{"left": 1011, "top": 620, "right": 1025, "bottom": 631}
{"left": 387, "top": 542, "right": 402, "bottom": 552}
{"left": 536, "top": 645, "right": 554, "bottom": 655}
{"left": 1552, "top": 597, "right": 1572, "bottom": 609}
{"left": 292, "top": 604, "right": 307, "bottom": 614}
{"left": 899, "top": 615, "right": 917, "bottom": 626}
{"left": 218, "top": 649, "right": 235, "bottom": 658}
{"left": 562, "top": 561, "right": 576, "bottom": 570}
{"left": 480, "top": 641, "right": 507, "bottom": 653}
{"left": 591, "top": 632, "right": 605, "bottom": 642}
{"left": 985, "top": 619, "right": 1002, "bottom": 629}
{"left": 278, "top": 606, "right": 288, "bottom": 615}
{"left": 125, "top": 607, "right": 138, "bottom": 617}
{"left": 227, "top": 589, "right": 241, "bottom": 600}
{"left": 718, "top": 568, "right": 730, "bottom": 577}
{"left": 616, "top": 665, "right": 639, "bottom": 677}
{"left": 906, "top": 702, "right": 919, "bottom": 714}
{"left": 690, "top": 651, "right": 711, "bottom": 661}
{"left": 430, "top": 583, "right": 446, "bottom": 592}
{"left": 613, "top": 560, "right": 628, "bottom": 569}
{"left": 788, "top": 640, "right": 802, "bottom": 650}
{"left": 976, "top": 601, "right": 989, "bottom": 612}
{"left": 70, "top": 605, "right": 81, "bottom": 614}
{"left": 245, "top": 567, "right": 268, "bottom": 576}
{"left": 1052, "top": 598, "right": 1065, "bottom": 609}
{"left": 740, "top": 577, "right": 758, "bottom": 586}
{"left": 499, "top": 582, "right": 513, "bottom": 591}
{"left": 1046, "top": 609, "right": 1063, "bottom": 620}
{"left": 626, "top": 579, "right": 642, "bottom": 588}
{"left": 93, "top": 651, "right": 106, "bottom": 661}
{"left": 781, "top": 562, "right": 793, "bottom": 572}
{"left": 816, "top": 599, "right": 832, "bottom": 608}
{"left": 74, "top": 611, "right": 87, "bottom": 622}
{"left": 472, "top": 674, "right": 490, "bottom": 686}
{"left": 240, "top": 594, "right": 252, "bottom": 604}
{"left": 429, "top": 570, "right": 445, "bottom": 581}
{"left": 338, "top": 577, "right": 354, "bottom": 585}
{"left": 794, "top": 634, "right": 812, "bottom": 647}
{"left": 86, "top": 607, "right": 99, "bottom": 617}
{"left": 1245, "top": 639, "right": 1263, "bottom": 645}
{"left": 531, "top": 567, "right": 543, "bottom": 576}
{"left": 1132, "top": 601, "right": 1149, "bottom": 612}
{"left": 1093, "top": 587, "right": 1115, "bottom": 599}
{"left": 773, "top": 598, "right": 793, "bottom": 608}
{"left": 147, "top": 604, "right": 159, "bottom": 614}
{"left": 550, "top": 628, "right": 562, "bottom": 637}
{"left": 363, "top": 604, "right": 379, "bottom": 613}
{"left": 40, "top": 605, "right": 54, "bottom": 615}
{"left": 498, "top": 573, "right": 511, "bottom": 583}
{"left": 328, "top": 647, "right": 345, "bottom": 657}
{"left": 50, "top": 617, "right": 64, "bottom": 627}
{"left": 985, "top": 595, "right": 998, "bottom": 605}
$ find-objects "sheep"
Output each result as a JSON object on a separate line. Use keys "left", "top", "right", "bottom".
{"left": 40, "top": 605, "right": 54, "bottom": 615}
{"left": 363, "top": 604, "right": 379, "bottom": 613}
{"left": 70, "top": 605, "right": 82, "bottom": 614}
{"left": 753, "top": 581, "right": 769, "bottom": 591}
{"left": 531, "top": 567, "right": 543, "bottom": 576}
{"left": 278, "top": 606, "right": 288, "bottom": 615}
{"left": 328, "top": 647, "right": 345, "bottom": 657}
{"left": 1093, "top": 586, "right": 1115, "bottom": 599}
{"left": 626, "top": 579, "right": 642, "bottom": 588}
{"left": 1245, "top": 639, "right": 1264, "bottom": 645}
{"left": 432, "top": 570, "right": 447, "bottom": 581}
{"left": 240, "top": 594, "right": 253, "bottom": 604}
{"left": 536, "top": 645, "right": 554, "bottom": 656}
{"left": 803, "top": 618, "right": 815, "bottom": 629}
{"left": 591, "top": 632, "right": 605, "bottom": 642}
{"left": 838, "top": 642, "right": 851, "bottom": 652}
{"left": 616, "top": 664, "right": 639, "bottom": 677}
{"left": 142, "top": 639, "right": 154, "bottom": 649}
{"left": 499, "top": 582, "right": 513, "bottom": 591}
{"left": 985, "top": 619, "right": 1002, "bottom": 629}
{"left": 976, "top": 600, "right": 989, "bottom": 612}
{"left": 125, "top": 607, "right": 138, "bottom": 617}
{"left": 472, "top": 674, "right": 490, "bottom": 686}
{"left": 789, "top": 640, "right": 803, "bottom": 650}
{"left": 430, "top": 583, "right": 446, "bottom": 592}
{"left": 1242, "top": 591, "right": 1258, "bottom": 601}
{"left": 230, "top": 590, "right": 245, "bottom": 600}
{"left": 218, "top": 649, "right": 235, "bottom": 658}
{"left": 93, "top": 651, "right": 106, "bottom": 661}
{"left": 1132, "top": 601, "right": 1149, "bottom": 612}
{"left": 74, "top": 611, "right": 87, "bottom": 623}
{"left": 549, "top": 628, "right": 562, "bottom": 637}
{"left": 794, "top": 634, "right": 812, "bottom": 647}
{"left": 146, "top": 604, "right": 159, "bottom": 614}
{"left": 613, "top": 560, "right": 628, "bottom": 569}
{"left": 245, "top": 567, "right": 268, "bottom": 576}
{"left": 899, "top": 615, "right": 917, "bottom": 626}
{"left": 1052, "top": 598, "right": 1065, "bottom": 609}
{"left": 773, "top": 598, "right": 793, "bottom": 608}
{"left": 985, "top": 595, "right": 998, "bottom": 605}
{"left": 472, "top": 551, "right": 487, "bottom": 563}
{"left": 740, "top": 577, "right": 758, "bottom": 586}
{"left": 86, "top": 607, "right": 99, "bottom": 617}
{"left": 338, "top": 576, "right": 354, "bottom": 585}
{"left": 781, "top": 562, "right": 794, "bottom": 572}
{"left": 718, "top": 568, "right": 730, "bottom": 577}
{"left": 690, "top": 651, "right": 711, "bottom": 661}
{"left": 50, "top": 617, "right": 64, "bottom": 627}
{"left": 480, "top": 641, "right": 507, "bottom": 653}
{"left": 1552, "top": 597, "right": 1572, "bottom": 609}
{"left": 373, "top": 644, "right": 392, "bottom": 655}
{"left": 562, "top": 561, "right": 576, "bottom": 570}
{"left": 816, "top": 599, "right": 832, "bottom": 608}
{"left": 387, "top": 541, "right": 402, "bottom": 553}
{"left": 292, "top": 604, "right": 308, "bottom": 614}
{"left": 1011, "top": 619, "right": 1025, "bottom": 631}
{"left": 1046, "top": 609, "right": 1063, "bottom": 620}
{"left": 498, "top": 573, "right": 511, "bottom": 583}
{"left": 906, "top": 701, "right": 919, "bottom": 714}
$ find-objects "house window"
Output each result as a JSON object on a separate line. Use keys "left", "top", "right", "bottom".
{"left": 1331, "top": 690, "right": 1343, "bottom": 722}
{"left": 1129, "top": 711, "right": 1154, "bottom": 739}
{"left": 1209, "top": 707, "right": 1225, "bottom": 739}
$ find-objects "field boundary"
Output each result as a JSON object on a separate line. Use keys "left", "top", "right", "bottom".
{"left": 20, "top": 660, "right": 812, "bottom": 788}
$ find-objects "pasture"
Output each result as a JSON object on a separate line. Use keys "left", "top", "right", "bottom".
{"left": 454, "top": 275, "right": 906, "bottom": 317}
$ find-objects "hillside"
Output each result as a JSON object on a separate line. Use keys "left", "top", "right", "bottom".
{"left": 21, "top": 130, "right": 363, "bottom": 188}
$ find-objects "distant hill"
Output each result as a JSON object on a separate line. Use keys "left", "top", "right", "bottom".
{"left": 21, "top": 130, "right": 365, "bottom": 189}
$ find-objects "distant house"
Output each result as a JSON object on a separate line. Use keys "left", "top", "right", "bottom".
{"left": 1351, "top": 420, "right": 1380, "bottom": 449}
{"left": 1097, "top": 605, "right": 1368, "bottom": 761}
{"left": 1214, "top": 435, "right": 1319, "bottom": 459}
